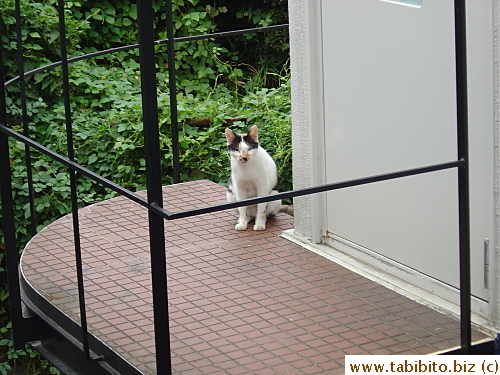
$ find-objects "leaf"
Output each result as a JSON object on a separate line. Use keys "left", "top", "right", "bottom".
{"left": 48, "top": 30, "right": 59, "bottom": 44}
{"left": 0, "top": 289, "right": 9, "bottom": 301}
{"left": 0, "top": 364, "right": 11, "bottom": 375}
{"left": 88, "top": 154, "right": 98, "bottom": 164}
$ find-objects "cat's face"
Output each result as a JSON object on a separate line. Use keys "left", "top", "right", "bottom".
{"left": 225, "top": 125, "right": 260, "bottom": 163}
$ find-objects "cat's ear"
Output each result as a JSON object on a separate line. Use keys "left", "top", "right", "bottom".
{"left": 225, "top": 128, "right": 237, "bottom": 143}
{"left": 248, "top": 125, "right": 259, "bottom": 142}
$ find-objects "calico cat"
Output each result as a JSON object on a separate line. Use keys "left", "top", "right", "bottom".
{"left": 225, "top": 125, "right": 281, "bottom": 231}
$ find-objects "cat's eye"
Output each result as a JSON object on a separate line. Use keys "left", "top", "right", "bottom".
{"left": 228, "top": 144, "right": 240, "bottom": 152}
{"left": 244, "top": 139, "right": 259, "bottom": 150}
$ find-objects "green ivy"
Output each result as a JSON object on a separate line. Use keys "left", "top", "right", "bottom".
{"left": 1, "top": 0, "right": 290, "bottom": 373}
{"left": 1, "top": 61, "right": 291, "bottom": 374}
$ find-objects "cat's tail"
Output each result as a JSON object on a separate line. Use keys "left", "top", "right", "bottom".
{"left": 279, "top": 204, "right": 294, "bottom": 217}
{"left": 268, "top": 189, "right": 293, "bottom": 217}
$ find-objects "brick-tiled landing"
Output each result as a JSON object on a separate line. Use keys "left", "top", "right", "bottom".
{"left": 20, "top": 180, "right": 489, "bottom": 374}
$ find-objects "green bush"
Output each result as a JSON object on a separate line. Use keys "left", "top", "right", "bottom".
{"left": 1, "top": 63, "right": 291, "bottom": 374}
{"left": 1, "top": 0, "right": 290, "bottom": 373}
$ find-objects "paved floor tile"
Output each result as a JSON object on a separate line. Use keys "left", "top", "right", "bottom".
{"left": 21, "top": 180, "right": 490, "bottom": 374}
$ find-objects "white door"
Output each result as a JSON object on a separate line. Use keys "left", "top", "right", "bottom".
{"left": 321, "top": 0, "right": 494, "bottom": 301}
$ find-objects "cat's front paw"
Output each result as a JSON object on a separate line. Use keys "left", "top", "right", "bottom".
{"left": 235, "top": 222, "right": 248, "bottom": 231}
{"left": 253, "top": 223, "right": 266, "bottom": 231}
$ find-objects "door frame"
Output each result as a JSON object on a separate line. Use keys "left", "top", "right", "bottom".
{"left": 289, "top": 0, "right": 500, "bottom": 330}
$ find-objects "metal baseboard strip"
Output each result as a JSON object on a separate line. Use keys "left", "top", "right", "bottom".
{"left": 439, "top": 337, "right": 498, "bottom": 355}
{"left": 30, "top": 332, "right": 115, "bottom": 375}
{"left": 20, "top": 274, "right": 142, "bottom": 375}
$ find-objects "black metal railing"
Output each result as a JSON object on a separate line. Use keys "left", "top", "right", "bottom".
{"left": 0, "top": 0, "right": 473, "bottom": 373}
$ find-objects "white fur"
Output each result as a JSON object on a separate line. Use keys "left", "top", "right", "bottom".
{"left": 225, "top": 125, "right": 281, "bottom": 231}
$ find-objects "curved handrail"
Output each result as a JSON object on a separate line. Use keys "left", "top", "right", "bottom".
{"left": 4, "top": 24, "right": 289, "bottom": 87}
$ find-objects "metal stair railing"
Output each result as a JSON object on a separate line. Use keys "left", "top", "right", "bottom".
{"left": 0, "top": 1, "right": 473, "bottom": 374}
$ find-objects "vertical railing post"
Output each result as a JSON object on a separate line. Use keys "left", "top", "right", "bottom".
{"left": 137, "top": 0, "right": 173, "bottom": 373}
{"left": 165, "top": 0, "right": 181, "bottom": 183}
{"left": 15, "top": 0, "right": 37, "bottom": 237}
{"left": 0, "top": 25, "right": 27, "bottom": 351}
{"left": 454, "top": 0, "right": 472, "bottom": 354}
{"left": 56, "top": 0, "right": 99, "bottom": 362}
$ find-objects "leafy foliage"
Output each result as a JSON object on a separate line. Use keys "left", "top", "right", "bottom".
{"left": 1, "top": 0, "right": 290, "bottom": 373}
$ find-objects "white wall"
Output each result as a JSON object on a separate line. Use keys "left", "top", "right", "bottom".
{"left": 493, "top": 0, "right": 500, "bottom": 328}
{"left": 289, "top": 0, "right": 326, "bottom": 244}
{"left": 289, "top": 0, "right": 500, "bottom": 329}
